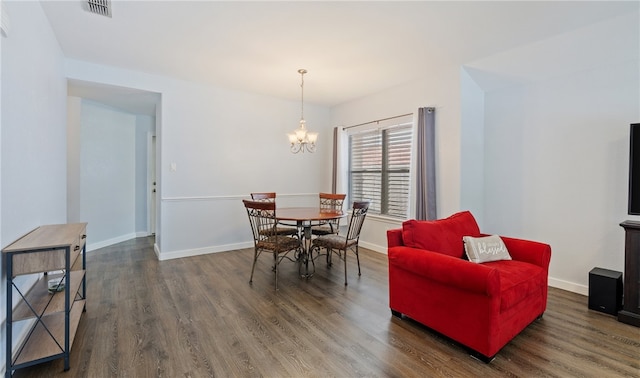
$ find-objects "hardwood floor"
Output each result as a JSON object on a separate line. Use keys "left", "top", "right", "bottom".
{"left": 12, "top": 237, "right": 640, "bottom": 377}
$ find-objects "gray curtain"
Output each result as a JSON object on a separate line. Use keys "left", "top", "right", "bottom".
{"left": 415, "top": 107, "right": 437, "bottom": 220}
{"left": 331, "top": 127, "right": 338, "bottom": 193}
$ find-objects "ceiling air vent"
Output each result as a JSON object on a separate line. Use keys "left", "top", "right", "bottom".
{"left": 85, "top": 0, "right": 112, "bottom": 18}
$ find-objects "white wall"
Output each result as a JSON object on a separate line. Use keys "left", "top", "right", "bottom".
{"left": 0, "top": 5, "right": 4, "bottom": 375}
{"left": 67, "top": 97, "right": 82, "bottom": 223}
{"left": 135, "top": 114, "right": 154, "bottom": 234}
{"left": 77, "top": 100, "right": 136, "bottom": 248}
{"left": 473, "top": 11, "right": 640, "bottom": 294}
{"left": 483, "top": 61, "right": 639, "bottom": 294}
{"left": 1, "top": 1, "right": 67, "bottom": 242}
{"left": 0, "top": 1, "right": 67, "bottom": 373}
{"left": 0, "top": 2, "right": 4, "bottom": 336}
{"left": 154, "top": 100, "right": 163, "bottom": 249}
{"left": 64, "top": 60, "right": 333, "bottom": 259}
{"left": 459, "top": 68, "right": 486, "bottom": 225}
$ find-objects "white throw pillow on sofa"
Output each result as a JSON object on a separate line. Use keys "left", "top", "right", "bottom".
{"left": 463, "top": 235, "right": 512, "bottom": 263}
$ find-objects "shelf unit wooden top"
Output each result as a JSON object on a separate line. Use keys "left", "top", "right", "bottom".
{"left": 2, "top": 223, "right": 87, "bottom": 253}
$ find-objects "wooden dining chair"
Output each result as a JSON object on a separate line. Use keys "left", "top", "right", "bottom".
{"left": 310, "top": 201, "right": 370, "bottom": 285}
{"left": 250, "top": 192, "right": 298, "bottom": 237}
{"left": 243, "top": 200, "right": 301, "bottom": 290}
{"left": 311, "top": 193, "right": 346, "bottom": 236}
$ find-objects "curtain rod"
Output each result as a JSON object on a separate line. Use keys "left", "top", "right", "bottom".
{"left": 342, "top": 112, "right": 413, "bottom": 131}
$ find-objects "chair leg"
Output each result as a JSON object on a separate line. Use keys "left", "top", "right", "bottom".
{"left": 273, "top": 252, "right": 279, "bottom": 290}
{"left": 355, "top": 245, "right": 361, "bottom": 276}
{"left": 343, "top": 249, "right": 348, "bottom": 286}
{"left": 250, "top": 248, "right": 258, "bottom": 284}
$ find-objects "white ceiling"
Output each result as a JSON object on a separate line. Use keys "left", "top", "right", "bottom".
{"left": 40, "top": 0, "right": 639, "bottom": 115}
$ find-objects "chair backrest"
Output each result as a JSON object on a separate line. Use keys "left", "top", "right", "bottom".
{"left": 345, "top": 201, "right": 370, "bottom": 241}
{"left": 401, "top": 211, "right": 480, "bottom": 259}
{"left": 319, "top": 193, "right": 346, "bottom": 211}
{"left": 250, "top": 192, "right": 276, "bottom": 202}
{"left": 243, "top": 200, "right": 277, "bottom": 242}
{"left": 319, "top": 193, "right": 346, "bottom": 231}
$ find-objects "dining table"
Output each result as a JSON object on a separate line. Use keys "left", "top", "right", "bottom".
{"left": 275, "top": 207, "right": 346, "bottom": 278}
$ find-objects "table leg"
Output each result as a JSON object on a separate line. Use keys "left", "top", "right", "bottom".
{"left": 298, "top": 222, "right": 315, "bottom": 278}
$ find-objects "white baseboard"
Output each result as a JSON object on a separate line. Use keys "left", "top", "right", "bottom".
{"left": 157, "top": 241, "right": 253, "bottom": 261}
{"left": 548, "top": 277, "right": 588, "bottom": 296}
{"left": 86, "top": 233, "right": 138, "bottom": 251}
{"left": 86, "top": 232, "right": 151, "bottom": 251}
{"left": 359, "top": 241, "right": 387, "bottom": 254}
{"left": 154, "top": 242, "right": 161, "bottom": 259}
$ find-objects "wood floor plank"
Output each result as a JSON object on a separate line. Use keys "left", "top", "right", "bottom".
{"left": 11, "top": 236, "right": 640, "bottom": 377}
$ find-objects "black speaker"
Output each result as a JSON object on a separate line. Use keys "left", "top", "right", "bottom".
{"left": 588, "top": 268, "right": 623, "bottom": 315}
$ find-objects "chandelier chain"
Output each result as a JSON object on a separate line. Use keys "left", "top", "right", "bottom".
{"left": 299, "top": 69, "right": 305, "bottom": 122}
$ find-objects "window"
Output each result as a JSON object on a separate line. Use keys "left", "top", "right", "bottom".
{"left": 349, "top": 123, "right": 412, "bottom": 218}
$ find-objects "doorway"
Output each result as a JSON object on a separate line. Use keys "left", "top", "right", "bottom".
{"left": 67, "top": 79, "right": 160, "bottom": 249}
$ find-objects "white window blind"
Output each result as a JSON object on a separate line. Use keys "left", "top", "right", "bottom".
{"left": 349, "top": 123, "right": 412, "bottom": 218}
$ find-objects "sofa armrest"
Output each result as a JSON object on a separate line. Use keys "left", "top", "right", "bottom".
{"left": 388, "top": 246, "right": 500, "bottom": 296}
{"left": 501, "top": 236, "right": 551, "bottom": 270}
{"left": 387, "top": 228, "right": 404, "bottom": 248}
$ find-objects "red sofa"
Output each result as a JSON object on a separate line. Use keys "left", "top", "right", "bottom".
{"left": 387, "top": 211, "right": 551, "bottom": 361}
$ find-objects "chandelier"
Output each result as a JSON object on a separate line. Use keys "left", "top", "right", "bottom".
{"left": 288, "top": 69, "right": 318, "bottom": 153}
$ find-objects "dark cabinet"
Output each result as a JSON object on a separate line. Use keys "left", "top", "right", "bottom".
{"left": 619, "top": 221, "right": 640, "bottom": 327}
